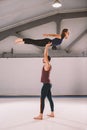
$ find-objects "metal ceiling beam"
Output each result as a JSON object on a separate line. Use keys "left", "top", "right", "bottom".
{"left": 0, "top": 11, "right": 87, "bottom": 41}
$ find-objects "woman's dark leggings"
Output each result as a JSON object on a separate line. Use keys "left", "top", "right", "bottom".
{"left": 40, "top": 83, "right": 54, "bottom": 114}
{"left": 23, "top": 38, "right": 52, "bottom": 46}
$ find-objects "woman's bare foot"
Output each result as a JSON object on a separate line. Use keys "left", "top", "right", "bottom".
{"left": 15, "top": 38, "right": 23, "bottom": 44}
{"left": 34, "top": 114, "right": 43, "bottom": 120}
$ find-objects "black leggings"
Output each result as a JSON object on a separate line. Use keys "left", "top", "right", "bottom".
{"left": 23, "top": 38, "right": 52, "bottom": 46}
{"left": 40, "top": 83, "right": 54, "bottom": 114}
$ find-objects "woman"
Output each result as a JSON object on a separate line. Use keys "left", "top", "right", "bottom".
{"left": 15, "top": 29, "right": 69, "bottom": 50}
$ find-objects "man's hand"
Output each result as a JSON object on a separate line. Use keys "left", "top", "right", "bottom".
{"left": 45, "top": 42, "right": 52, "bottom": 48}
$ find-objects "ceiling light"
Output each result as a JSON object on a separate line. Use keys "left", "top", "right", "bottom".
{"left": 52, "top": 0, "right": 62, "bottom": 8}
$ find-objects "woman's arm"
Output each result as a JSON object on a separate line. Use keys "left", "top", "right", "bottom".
{"left": 43, "top": 34, "right": 61, "bottom": 39}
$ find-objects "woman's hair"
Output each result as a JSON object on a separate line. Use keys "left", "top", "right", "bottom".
{"left": 61, "top": 29, "right": 68, "bottom": 38}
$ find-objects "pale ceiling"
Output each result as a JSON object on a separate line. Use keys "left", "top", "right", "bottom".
{"left": 0, "top": 0, "right": 87, "bottom": 31}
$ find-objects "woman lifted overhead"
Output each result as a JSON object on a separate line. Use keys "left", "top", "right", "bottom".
{"left": 15, "top": 28, "right": 69, "bottom": 50}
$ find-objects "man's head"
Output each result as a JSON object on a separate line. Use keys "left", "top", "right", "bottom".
{"left": 43, "top": 55, "right": 51, "bottom": 63}
{"left": 48, "top": 55, "right": 51, "bottom": 62}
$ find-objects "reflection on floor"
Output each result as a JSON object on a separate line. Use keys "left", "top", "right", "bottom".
{"left": 0, "top": 98, "right": 87, "bottom": 130}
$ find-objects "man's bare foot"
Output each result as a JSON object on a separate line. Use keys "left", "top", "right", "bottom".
{"left": 47, "top": 112, "right": 54, "bottom": 118}
{"left": 34, "top": 114, "right": 43, "bottom": 120}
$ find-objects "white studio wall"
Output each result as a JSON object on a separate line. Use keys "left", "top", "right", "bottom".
{"left": 0, "top": 15, "right": 87, "bottom": 96}
{"left": 0, "top": 58, "right": 87, "bottom": 96}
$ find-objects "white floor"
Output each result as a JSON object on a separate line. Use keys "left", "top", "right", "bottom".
{"left": 0, "top": 98, "right": 87, "bottom": 130}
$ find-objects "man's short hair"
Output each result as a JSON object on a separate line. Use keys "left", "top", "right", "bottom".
{"left": 48, "top": 55, "right": 51, "bottom": 62}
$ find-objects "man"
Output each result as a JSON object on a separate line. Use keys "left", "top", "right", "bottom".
{"left": 34, "top": 43, "right": 54, "bottom": 120}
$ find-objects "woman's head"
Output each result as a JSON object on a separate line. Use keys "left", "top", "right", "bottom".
{"left": 61, "top": 29, "right": 69, "bottom": 39}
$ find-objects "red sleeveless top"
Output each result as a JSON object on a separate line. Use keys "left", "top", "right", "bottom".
{"left": 41, "top": 66, "right": 51, "bottom": 83}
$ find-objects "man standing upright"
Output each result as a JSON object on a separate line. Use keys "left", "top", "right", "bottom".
{"left": 34, "top": 43, "right": 54, "bottom": 120}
